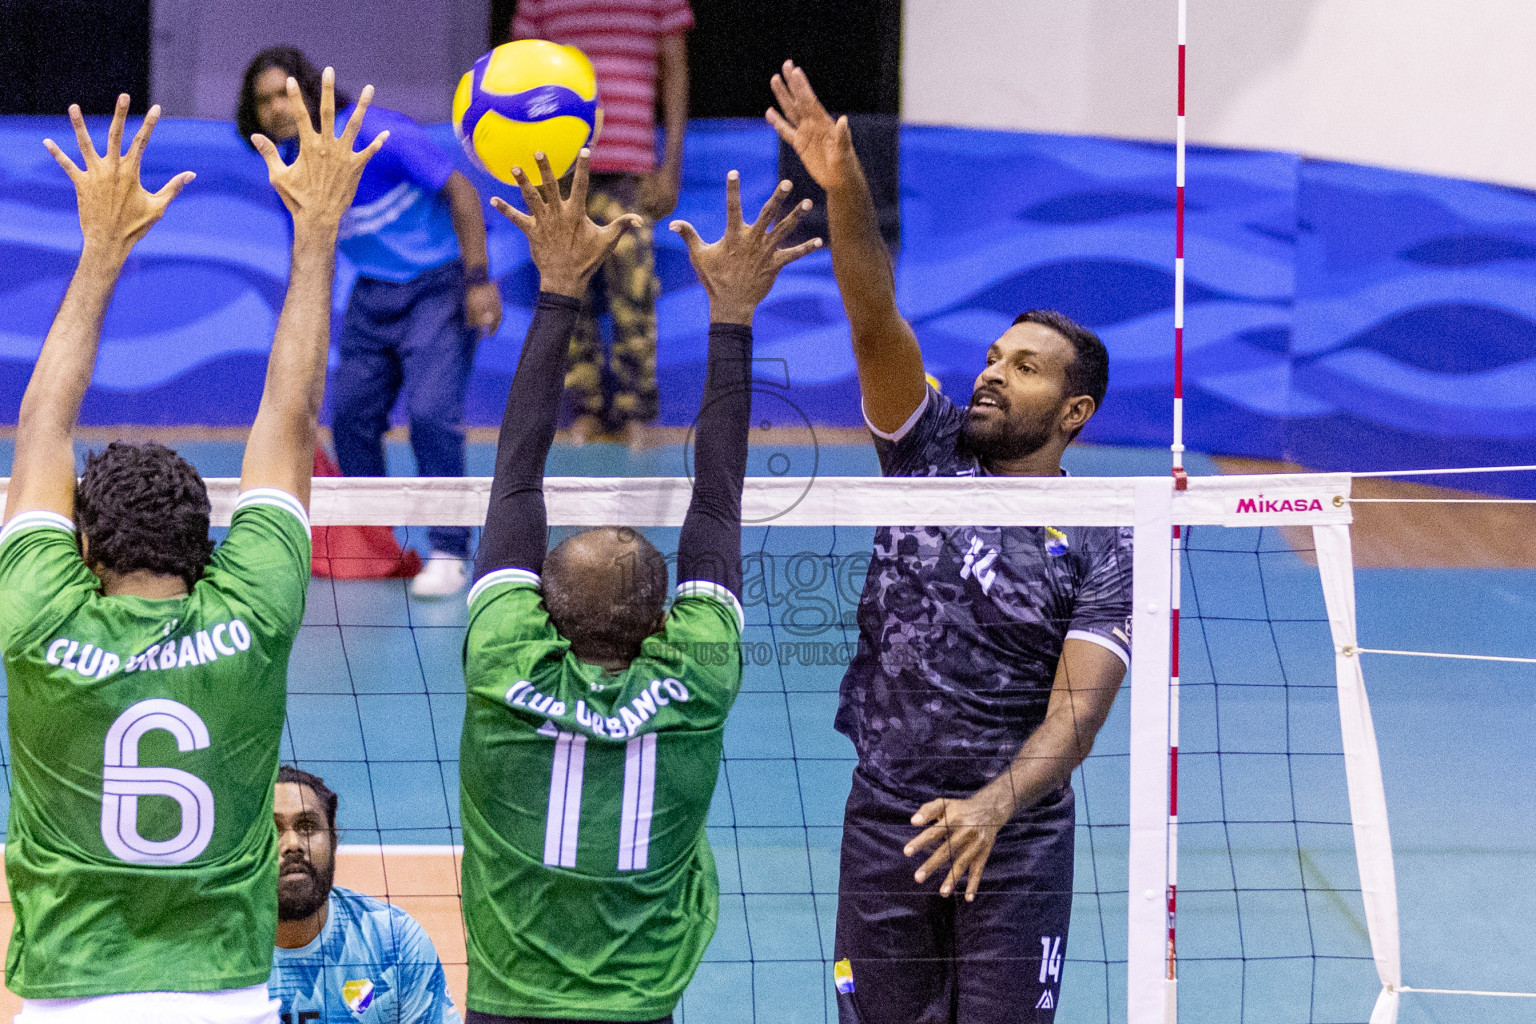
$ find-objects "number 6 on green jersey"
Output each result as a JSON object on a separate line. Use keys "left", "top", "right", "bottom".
{"left": 101, "top": 698, "right": 215, "bottom": 865}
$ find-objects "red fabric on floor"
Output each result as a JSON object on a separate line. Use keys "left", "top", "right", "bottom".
{"left": 310, "top": 448, "right": 423, "bottom": 579}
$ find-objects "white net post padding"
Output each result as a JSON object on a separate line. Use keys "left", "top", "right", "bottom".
{"left": 1127, "top": 480, "right": 1174, "bottom": 1023}
{"left": 1314, "top": 524, "right": 1402, "bottom": 1024}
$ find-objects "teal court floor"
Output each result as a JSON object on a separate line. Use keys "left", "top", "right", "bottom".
{"left": 0, "top": 438, "right": 1532, "bottom": 1023}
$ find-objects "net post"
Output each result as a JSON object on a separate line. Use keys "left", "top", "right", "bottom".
{"left": 1171, "top": 0, "right": 1188, "bottom": 486}
{"left": 1167, "top": 0, "right": 1189, "bottom": 1016}
{"left": 1314, "top": 523, "right": 1403, "bottom": 1024}
{"left": 1128, "top": 479, "right": 1175, "bottom": 1024}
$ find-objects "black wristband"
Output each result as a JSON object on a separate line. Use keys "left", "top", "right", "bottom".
{"left": 463, "top": 264, "right": 491, "bottom": 288}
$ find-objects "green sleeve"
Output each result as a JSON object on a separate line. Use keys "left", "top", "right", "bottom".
{"left": 199, "top": 489, "right": 312, "bottom": 645}
{"left": 0, "top": 511, "right": 96, "bottom": 652}
{"left": 464, "top": 568, "right": 568, "bottom": 702}
{"left": 646, "top": 581, "right": 745, "bottom": 703}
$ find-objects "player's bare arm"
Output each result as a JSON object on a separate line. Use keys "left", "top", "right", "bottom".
{"left": 4, "top": 96, "right": 194, "bottom": 525}
{"left": 767, "top": 59, "right": 925, "bottom": 433}
{"left": 905, "top": 639, "right": 1127, "bottom": 900}
{"left": 442, "top": 169, "right": 503, "bottom": 333}
{"left": 241, "top": 68, "right": 387, "bottom": 509}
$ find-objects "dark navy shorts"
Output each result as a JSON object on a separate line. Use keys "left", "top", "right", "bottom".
{"left": 833, "top": 770, "right": 1075, "bottom": 1023}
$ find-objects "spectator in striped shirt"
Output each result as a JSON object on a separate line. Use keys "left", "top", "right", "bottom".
{"left": 511, "top": 0, "right": 694, "bottom": 444}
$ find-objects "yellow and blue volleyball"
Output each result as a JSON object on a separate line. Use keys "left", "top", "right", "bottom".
{"left": 452, "top": 40, "right": 603, "bottom": 186}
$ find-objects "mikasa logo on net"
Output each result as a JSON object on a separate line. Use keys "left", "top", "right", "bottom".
{"left": 1234, "top": 494, "right": 1326, "bottom": 514}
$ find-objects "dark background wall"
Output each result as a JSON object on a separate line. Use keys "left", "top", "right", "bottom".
{"left": 1, "top": 0, "right": 152, "bottom": 114}
{"left": 491, "top": 0, "right": 900, "bottom": 117}
{"left": 3, "top": 0, "right": 897, "bottom": 120}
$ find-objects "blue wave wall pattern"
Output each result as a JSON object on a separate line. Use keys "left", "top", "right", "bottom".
{"left": 2, "top": 117, "right": 1535, "bottom": 491}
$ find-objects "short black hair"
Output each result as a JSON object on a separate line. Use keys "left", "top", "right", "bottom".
{"left": 278, "top": 765, "right": 339, "bottom": 834}
{"left": 236, "top": 46, "right": 349, "bottom": 149}
{"left": 75, "top": 441, "right": 215, "bottom": 591}
{"left": 1013, "top": 309, "right": 1109, "bottom": 415}
{"left": 544, "top": 527, "right": 669, "bottom": 664}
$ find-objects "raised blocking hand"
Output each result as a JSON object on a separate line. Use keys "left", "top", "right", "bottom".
{"left": 44, "top": 95, "right": 195, "bottom": 260}
{"left": 490, "top": 149, "right": 642, "bottom": 298}
{"left": 767, "top": 60, "right": 857, "bottom": 193}
{"left": 251, "top": 68, "right": 387, "bottom": 231}
{"left": 669, "top": 173, "right": 822, "bottom": 326}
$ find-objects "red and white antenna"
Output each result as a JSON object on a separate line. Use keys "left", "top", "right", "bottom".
{"left": 1172, "top": 0, "right": 1188, "bottom": 485}
{"left": 1168, "top": 0, "right": 1188, "bottom": 1019}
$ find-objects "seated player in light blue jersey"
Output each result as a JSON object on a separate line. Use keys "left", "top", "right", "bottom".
{"left": 0, "top": 75, "right": 383, "bottom": 1023}
{"left": 269, "top": 767, "right": 461, "bottom": 1024}
{"left": 457, "top": 151, "right": 819, "bottom": 1023}
{"left": 240, "top": 47, "right": 504, "bottom": 597}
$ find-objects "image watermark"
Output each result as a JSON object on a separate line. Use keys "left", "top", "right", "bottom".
{"left": 683, "top": 358, "right": 820, "bottom": 524}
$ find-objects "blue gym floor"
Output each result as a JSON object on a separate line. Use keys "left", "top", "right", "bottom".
{"left": 0, "top": 438, "right": 1531, "bottom": 1024}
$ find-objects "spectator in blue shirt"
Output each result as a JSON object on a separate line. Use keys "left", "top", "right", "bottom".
{"left": 270, "top": 765, "right": 462, "bottom": 1024}
{"left": 239, "top": 47, "right": 502, "bottom": 596}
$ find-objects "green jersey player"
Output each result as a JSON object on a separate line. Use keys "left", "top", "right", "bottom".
{"left": 460, "top": 152, "right": 819, "bottom": 1023}
{"left": 0, "top": 75, "right": 384, "bottom": 1019}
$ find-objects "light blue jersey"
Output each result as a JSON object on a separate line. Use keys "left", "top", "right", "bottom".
{"left": 269, "top": 885, "right": 461, "bottom": 1024}
{"left": 279, "top": 105, "right": 460, "bottom": 283}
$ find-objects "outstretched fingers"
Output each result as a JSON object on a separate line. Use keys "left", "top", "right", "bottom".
{"left": 769, "top": 72, "right": 796, "bottom": 121}
{"left": 105, "top": 94, "right": 129, "bottom": 162}
{"left": 152, "top": 170, "right": 197, "bottom": 204}
{"left": 357, "top": 128, "right": 389, "bottom": 164}
{"left": 341, "top": 84, "right": 375, "bottom": 148}
{"left": 125, "top": 105, "right": 161, "bottom": 169}
{"left": 725, "top": 170, "right": 743, "bottom": 231}
{"left": 511, "top": 165, "right": 545, "bottom": 213}
{"left": 489, "top": 195, "right": 533, "bottom": 232}
{"left": 286, "top": 77, "right": 313, "bottom": 140}
{"left": 668, "top": 219, "right": 706, "bottom": 257}
{"left": 595, "top": 213, "right": 643, "bottom": 262}
{"left": 251, "top": 134, "right": 287, "bottom": 177}
{"left": 532, "top": 151, "right": 560, "bottom": 205}
{"left": 772, "top": 235, "right": 823, "bottom": 270}
{"left": 43, "top": 139, "right": 83, "bottom": 183}
{"left": 765, "top": 108, "right": 798, "bottom": 149}
{"left": 768, "top": 197, "right": 813, "bottom": 244}
{"left": 568, "top": 148, "right": 593, "bottom": 210}
{"left": 786, "top": 62, "right": 823, "bottom": 111}
{"left": 68, "top": 105, "right": 99, "bottom": 166}
{"left": 319, "top": 67, "right": 336, "bottom": 139}
{"left": 752, "top": 179, "right": 793, "bottom": 234}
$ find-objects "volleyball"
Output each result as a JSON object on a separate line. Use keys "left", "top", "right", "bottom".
{"left": 452, "top": 40, "right": 603, "bottom": 186}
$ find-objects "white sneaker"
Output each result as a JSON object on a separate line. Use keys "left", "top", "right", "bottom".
{"left": 410, "top": 553, "right": 468, "bottom": 598}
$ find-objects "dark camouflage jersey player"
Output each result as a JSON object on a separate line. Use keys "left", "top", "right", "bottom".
{"left": 770, "top": 62, "right": 1133, "bottom": 1023}
{"left": 840, "top": 389, "right": 1133, "bottom": 801}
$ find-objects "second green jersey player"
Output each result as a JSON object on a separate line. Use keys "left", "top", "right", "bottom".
{"left": 0, "top": 75, "right": 385, "bottom": 1017}
{"left": 460, "top": 153, "right": 819, "bottom": 1022}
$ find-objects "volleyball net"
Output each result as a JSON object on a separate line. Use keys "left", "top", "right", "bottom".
{"left": 1, "top": 470, "right": 1528, "bottom": 1022}
{"left": 241, "top": 470, "right": 1384, "bottom": 1023}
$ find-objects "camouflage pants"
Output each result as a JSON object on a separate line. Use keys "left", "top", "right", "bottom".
{"left": 565, "top": 174, "right": 659, "bottom": 429}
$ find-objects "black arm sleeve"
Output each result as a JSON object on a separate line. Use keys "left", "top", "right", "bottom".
{"left": 676, "top": 322, "right": 752, "bottom": 598}
{"left": 473, "top": 292, "right": 582, "bottom": 582}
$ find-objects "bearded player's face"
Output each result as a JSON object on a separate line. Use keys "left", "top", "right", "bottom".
{"left": 274, "top": 782, "right": 336, "bottom": 922}
{"left": 962, "top": 322, "right": 1077, "bottom": 462}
